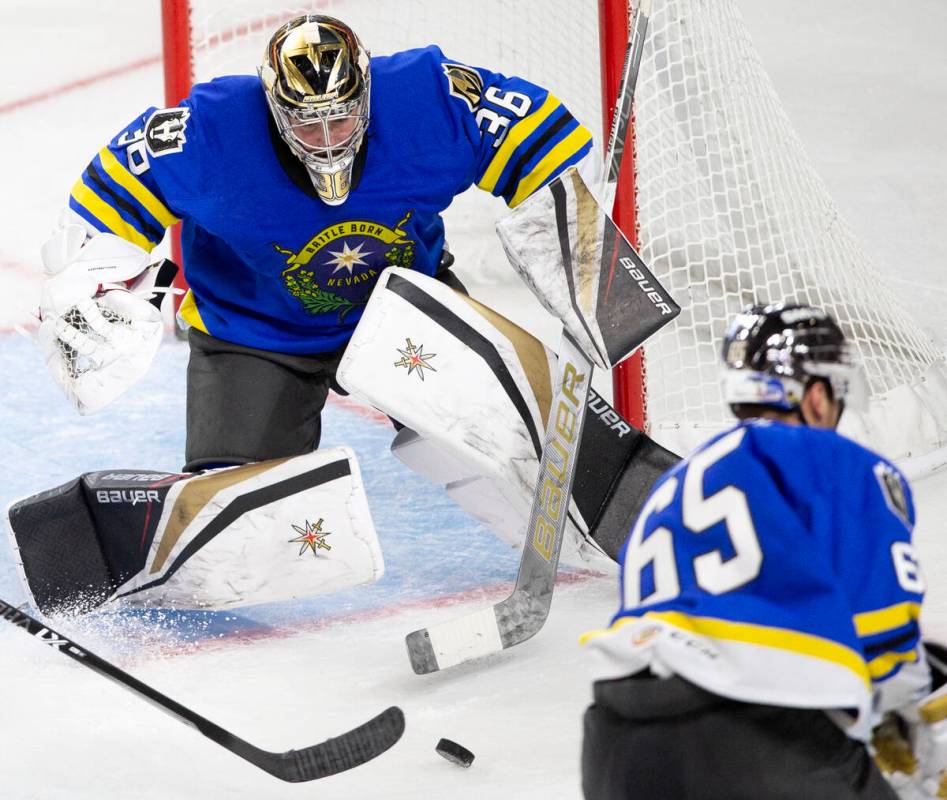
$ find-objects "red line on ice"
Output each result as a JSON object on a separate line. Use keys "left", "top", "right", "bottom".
{"left": 0, "top": 55, "right": 161, "bottom": 115}
{"left": 326, "top": 393, "right": 390, "bottom": 425}
{"left": 128, "top": 570, "right": 604, "bottom": 663}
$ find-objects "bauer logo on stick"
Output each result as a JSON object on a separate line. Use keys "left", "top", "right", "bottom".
{"left": 531, "top": 358, "right": 585, "bottom": 561}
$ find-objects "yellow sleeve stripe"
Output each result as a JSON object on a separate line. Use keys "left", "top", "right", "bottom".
{"left": 177, "top": 290, "right": 208, "bottom": 334}
{"left": 867, "top": 647, "right": 918, "bottom": 679}
{"left": 854, "top": 601, "right": 921, "bottom": 637}
{"left": 508, "top": 125, "right": 594, "bottom": 208}
{"left": 581, "top": 610, "right": 870, "bottom": 688}
{"left": 70, "top": 178, "right": 156, "bottom": 253}
{"left": 97, "top": 148, "right": 179, "bottom": 229}
{"left": 477, "top": 94, "right": 561, "bottom": 194}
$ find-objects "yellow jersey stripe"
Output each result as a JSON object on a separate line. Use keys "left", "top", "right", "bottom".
{"left": 867, "top": 648, "right": 918, "bottom": 679}
{"left": 581, "top": 610, "right": 870, "bottom": 688}
{"left": 508, "top": 125, "right": 593, "bottom": 208}
{"left": 477, "top": 94, "right": 562, "bottom": 194}
{"left": 854, "top": 601, "right": 921, "bottom": 637}
{"left": 97, "top": 148, "right": 179, "bottom": 229}
{"left": 70, "top": 178, "right": 156, "bottom": 252}
{"left": 177, "top": 290, "right": 208, "bottom": 334}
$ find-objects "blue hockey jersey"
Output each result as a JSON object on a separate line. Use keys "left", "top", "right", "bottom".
{"left": 67, "top": 46, "right": 593, "bottom": 354}
{"left": 582, "top": 420, "right": 929, "bottom": 739}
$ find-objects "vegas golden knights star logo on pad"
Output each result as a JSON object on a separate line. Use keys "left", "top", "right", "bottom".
{"left": 394, "top": 337, "right": 437, "bottom": 381}
{"left": 442, "top": 63, "right": 484, "bottom": 110}
{"left": 289, "top": 518, "right": 333, "bottom": 556}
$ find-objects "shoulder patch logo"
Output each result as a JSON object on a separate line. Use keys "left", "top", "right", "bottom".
{"left": 443, "top": 63, "right": 484, "bottom": 111}
{"left": 874, "top": 462, "right": 910, "bottom": 526}
{"left": 144, "top": 108, "right": 191, "bottom": 157}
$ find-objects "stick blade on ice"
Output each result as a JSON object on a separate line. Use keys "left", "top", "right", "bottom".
{"left": 255, "top": 706, "right": 406, "bottom": 782}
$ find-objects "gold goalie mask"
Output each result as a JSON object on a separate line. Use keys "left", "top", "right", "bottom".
{"left": 259, "top": 15, "right": 371, "bottom": 205}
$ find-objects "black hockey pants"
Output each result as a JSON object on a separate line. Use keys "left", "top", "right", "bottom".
{"left": 581, "top": 672, "right": 897, "bottom": 800}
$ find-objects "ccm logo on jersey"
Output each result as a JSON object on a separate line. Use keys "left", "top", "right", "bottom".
{"left": 619, "top": 256, "right": 675, "bottom": 316}
{"left": 95, "top": 489, "right": 161, "bottom": 505}
{"left": 668, "top": 628, "right": 720, "bottom": 663}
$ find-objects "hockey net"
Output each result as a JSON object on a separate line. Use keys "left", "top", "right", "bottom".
{"left": 164, "top": 0, "right": 947, "bottom": 466}
{"left": 632, "top": 0, "right": 947, "bottom": 464}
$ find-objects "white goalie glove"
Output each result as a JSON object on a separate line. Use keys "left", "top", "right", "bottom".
{"left": 38, "top": 223, "right": 165, "bottom": 415}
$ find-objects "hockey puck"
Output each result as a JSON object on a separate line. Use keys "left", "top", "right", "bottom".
{"left": 436, "top": 737, "right": 475, "bottom": 768}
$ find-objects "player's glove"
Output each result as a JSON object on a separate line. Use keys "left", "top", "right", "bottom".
{"left": 37, "top": 223, "right": 169, "bottom": 415}
{"left": 873, "top": 642, "right": 947, "bottom": 800}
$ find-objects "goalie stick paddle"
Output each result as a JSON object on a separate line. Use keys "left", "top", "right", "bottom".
{"left": 0, "top": 597, "right": 405, "bottom": 782}
{"left": 405, "top": 0, "right": 655, "bottom": 675}
{"left": 406, "top": 335, "right": 593, "bottom": 673}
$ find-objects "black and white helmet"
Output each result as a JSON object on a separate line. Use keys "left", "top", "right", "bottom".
{"left": 259, "top": 15, "right": 370, "bottom": 206}
{"left": 721, "top": 303, "right": 867, "bottom": 412}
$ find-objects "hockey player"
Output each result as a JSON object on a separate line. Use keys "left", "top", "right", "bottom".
{"left": 13, "top": 14, "right": 603, "bottom": 615}
{"left": 37, "top": 13, "right": 595, "bottom": 470}
{"left": 580, "top": 303, "right": 947, "bottom": 799}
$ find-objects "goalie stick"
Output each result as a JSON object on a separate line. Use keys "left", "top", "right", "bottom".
{"left": 405, "top": 0, "right": 656, "bottom": 675}
{"left": 0, "top": 597, "right": 404, "bottom": 782}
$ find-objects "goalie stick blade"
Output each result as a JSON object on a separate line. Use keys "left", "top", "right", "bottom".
{"left": 405, "top": 588, "right": 551, "bottom": 674}
{"left": 406, "top": 606, "right": 504, "bottom": 675}
{"left": 252, "top": 706, "right": 406, "bottom": 782}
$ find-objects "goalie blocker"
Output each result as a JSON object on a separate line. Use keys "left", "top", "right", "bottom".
{"left": 7, "top": 448, "right": 383, "bottom": 614}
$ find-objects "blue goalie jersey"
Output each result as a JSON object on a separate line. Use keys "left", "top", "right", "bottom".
{"left": 582, "top": 420, "right": 930, "bottom": 739}
{"left": 66, "top": 46, "right": 593, "bottom": 354}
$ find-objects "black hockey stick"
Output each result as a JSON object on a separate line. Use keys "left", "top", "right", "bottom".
{"left": 405, "top": 0, "right": 654, "bottom": 675}
{"left": 0, "top": 597, "right": 404, "bottom": 781}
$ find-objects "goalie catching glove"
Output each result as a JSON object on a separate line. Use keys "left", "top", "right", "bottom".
{"left": 37, "top": 222, "right": 175, "bottom": 415}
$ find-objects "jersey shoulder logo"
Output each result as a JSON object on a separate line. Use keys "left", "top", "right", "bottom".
{"left": 144, "top": 108, "right": 191, "bottom": 157}
{"left": 874, "top": 461, "right": 910, "bottom": 526}
{"left": 442, "top": 63, "right": 484, "bottom": 111}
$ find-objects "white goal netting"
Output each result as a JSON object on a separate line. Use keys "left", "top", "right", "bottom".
{"left": 632, "top": 1, "right": 947, "bottom": 462}
{"left": 176, "top": 0, "right": 947, "bottom": 464}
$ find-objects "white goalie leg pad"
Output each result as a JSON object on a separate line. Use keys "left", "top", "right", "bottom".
{"left": 112, "top": 447, "right": 383, "bottom": 609}
{"left": 393, "top": 428, "right": 610, "bottom": 569}
{"left": 338, "top": 270, "right": 609, "bottom": 568}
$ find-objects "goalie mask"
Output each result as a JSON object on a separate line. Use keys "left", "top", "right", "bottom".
{"left": 721, "top": 303, "right": 868, "bottom": 415}
{"left": 260, "top": 15, "right": 370, "bottom": 206}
